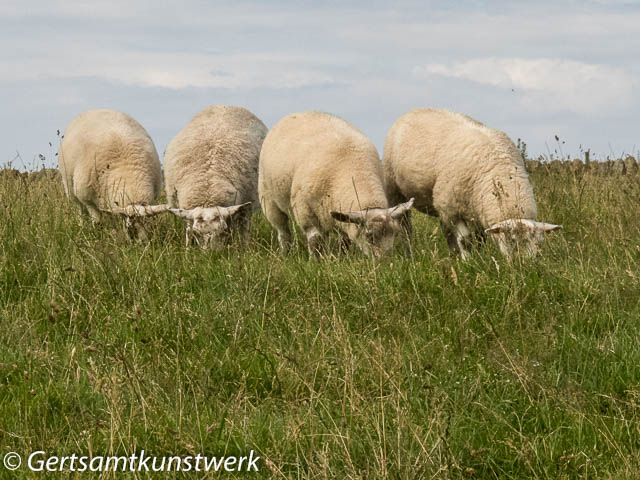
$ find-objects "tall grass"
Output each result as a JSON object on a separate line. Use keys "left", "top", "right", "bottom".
{"left": 0, "top": 167, "right": 639, "bottom": 478}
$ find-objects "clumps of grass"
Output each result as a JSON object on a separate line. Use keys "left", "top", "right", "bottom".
{"left": 0, "top": 165, "right": 639, "bottom": 478}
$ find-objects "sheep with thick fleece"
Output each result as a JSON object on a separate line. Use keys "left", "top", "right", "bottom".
{"left": 163, "top": 105, "right": 267, "bottom": 248}
{"left": 259, "top": 111, "right": 413, "bottom": 257}
{"left": 58, "top": 109, "right": 166, "bottom": 237}
{"left": 383, "top": 108, "right": 560, "bottom": 258}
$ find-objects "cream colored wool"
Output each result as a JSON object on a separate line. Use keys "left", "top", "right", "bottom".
{"left": 58, "top": 109, "right": 162, "bottom": 223}
{"left": 384, "top": 108, "right": 558, "bottom": 257}
{"left": 164, "top": 105, "right": 266, "bottom": 210}
{"left": 259, "top": 111, "right": 412, "bottom": 256}
{"left": 163, "top": 105, "right": 267, "bottom": 247}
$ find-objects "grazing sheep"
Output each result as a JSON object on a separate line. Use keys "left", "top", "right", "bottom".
{"left": 164, "top": 105, "right": 267, "bottom": 248}
{"left": 58, "top": 109, "right": 166, "bottom": 238}
{"left": 259, "top": 111, "right": 413, "bottom": 257}
{"left": 383, "top": 108, "right": 560, "bottom": 259}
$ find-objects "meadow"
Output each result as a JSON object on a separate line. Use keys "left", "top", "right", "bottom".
{"left": 0, "top": 163, "right": 639, "bottom": 479}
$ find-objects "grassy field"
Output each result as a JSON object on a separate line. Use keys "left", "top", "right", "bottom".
{"left": 1, "top": 165, "right": 639, "bottom": 479}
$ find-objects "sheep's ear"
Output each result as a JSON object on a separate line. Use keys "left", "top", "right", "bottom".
{"left": 485, "top": 219, "right": 562, "bottom": 234}
{"left": 102, "top": 206, "right": 126, "bottom": 215}
{"left": 389, "top": 198, "right": 414, "bottom": 219}
{"left": 101, "top": 204, "right": 168, "bottom": 216}
{"left": 129, "top": 204, "right": 169, "bottom": 217}
{"left": 331, "top": 210, "right": 366, "bottom": 224}
{"left": 484, "top": 221, "right": 508, "bottom": 234}
{"left": 222, "top": 202, "right": 252, "bottom": 218}
{"left": 535, "top": 221, "right": 562, "bottom": 232}
{"left": 169, "top": 208, "right": 195, "bottom": 219}
{"left": 100, "top": 204, "right": 168, "bottom": 217}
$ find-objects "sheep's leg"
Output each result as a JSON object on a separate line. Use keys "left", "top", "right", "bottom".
{"left": 454, "top": 220, "right": 473, "bottom": 260}
{"left": 125, "top": 216, "right": 137, "bottom": 240}
{"left": 442, "top": 222, "right": 460, "bottom": 254}
{"left": 185, "top": 224, "right": 196, "bottom": 247}
{"left": 294, "top": 205, "right": 324, "bottom": 257}
{"left": 85, "top": 204, "right": 102, "bottom": 225}
{"left": 277, "top": 227, "right": 292, "bottom": 252}
{"left": 442, "top": 220, "right": 472, "bottom": 260}
{"left": 305, "top": 227, "right": 324, "bottom": 257}
{"left": 264, "top": 203, "right": 291, "bottom": 252}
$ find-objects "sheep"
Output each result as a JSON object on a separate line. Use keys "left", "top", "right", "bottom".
{"left": 259, "top": 111, "right": 413, "bottom": 257}
{"left": 57, "top": 109, "right": 167, "bottom": 239}
{"left": 163, "top": 105, "right": 267, "bottom": 248}
{"left": 383, "top": 108, "right": 560, "bottom": 259}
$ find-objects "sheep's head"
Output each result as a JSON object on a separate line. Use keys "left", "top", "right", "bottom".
{"left": 169, "top": 202, "right": 252, "bottom": 249}
{"left": 484, "top": 218, "right": 561, "bottom": 257}
{"left": 330, "top": 198, "right": 414, "bottom": 257}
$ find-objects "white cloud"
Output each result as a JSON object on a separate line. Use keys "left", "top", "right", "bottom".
{"left": 2, "top": 1, "right": 640, "bottom": 163}
{"left": 0, "top": 0, "right": 131, "bottom": 18}
{"left": 2, "top": 51, "right": 339, "bottom": 90}
{"left": 414, "top": 58, "right": 634, "bottom": 114}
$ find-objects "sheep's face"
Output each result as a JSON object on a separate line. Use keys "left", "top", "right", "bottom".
{"left": 331, "top": 198, "right": 414, "bottom": 258}
{"left": 189, "top": 208, "right": 231, "bottom": 248}
{"left": 169, "top": 203, "right": 252, "bottom": 249}
{"left": 485, "top": 219, "right": 561, "bottom": 258}
{"left": 359, "top": 213, "right": 402, "bottom": 257}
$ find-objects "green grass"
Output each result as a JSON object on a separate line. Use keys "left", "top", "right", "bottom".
{"left": 1, "top": 167, "right": 639, "bottom": 478}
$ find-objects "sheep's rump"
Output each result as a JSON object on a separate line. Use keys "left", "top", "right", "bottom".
{"left": 58, "top": 109, "right": 161, "bottom": 209}
{"left": 163, "top": 105, "right": 268, "bottom": 210}
{"left": 383, "top": 108, "right": 536, "bottom": 227}
{"left": 259, "top": 111, "right": 387, "bottom": 228}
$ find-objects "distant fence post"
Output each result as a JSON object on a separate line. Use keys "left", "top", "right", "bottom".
{"left": 585, "top": 149, "right": 590, "bottom": 166}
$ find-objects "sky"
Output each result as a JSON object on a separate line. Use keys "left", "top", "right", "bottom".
{"left": 1, "top": 0, "right": 639, "bottom": 169}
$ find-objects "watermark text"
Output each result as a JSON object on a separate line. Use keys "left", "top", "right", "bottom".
{"left": 2, "top": 450, "right": 259, "bottom": 473}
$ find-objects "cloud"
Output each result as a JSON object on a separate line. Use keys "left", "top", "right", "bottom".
{"left": 1, "top": 50, "right": 340, "bottom": 90}
{"left": 414, "top": 58, "right": 634, "bottom": 114}
{"left": 2, "top": 1, "right": 639, "bottom": 164}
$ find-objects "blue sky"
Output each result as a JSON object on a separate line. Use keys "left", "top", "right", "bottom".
{"left": 1, "top": 0, "right": 639, "bottom": 169}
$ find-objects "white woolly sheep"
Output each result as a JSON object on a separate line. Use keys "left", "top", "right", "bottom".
{"left": 163, "top": 105, "right": 267, "bottom": 248}
{"left": 259, "top": 111, "right": 413, "bottom": 257}
{"left": 383, "top": 108, "right": 560, "bottom": 258}
{"left": 58, "top": 109, "right": 166, "bottom": 238}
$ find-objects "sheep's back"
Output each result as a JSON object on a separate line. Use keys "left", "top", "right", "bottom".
{"left": 260, "top": 111, "right": 384, "bottom": 211}
{"left": 384, "top": 109, "right": 496, "bottom": 189}
{"left": 58, "top": 109, "right": 161, "bottom": 208}
{"left": 384, "top": 108, "right": 534, "bottom": 221}
{"left": 164, "top": 106, "right": 267, "bottom": 209}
